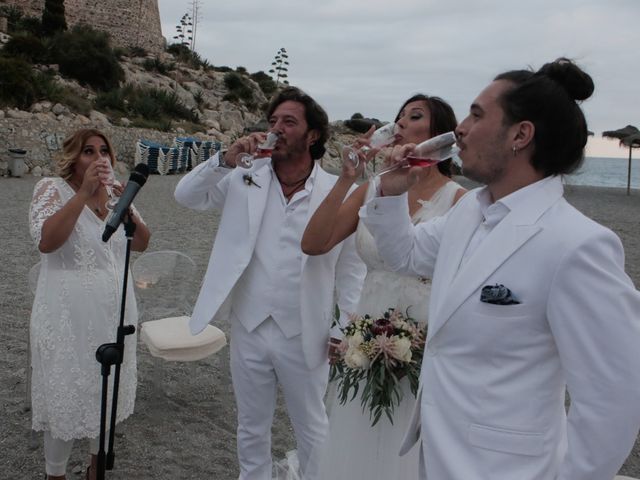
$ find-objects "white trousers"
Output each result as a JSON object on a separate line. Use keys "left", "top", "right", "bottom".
{"left": 230, "top": 317, "right": 329, "bottom": 480}
{"left": 43, "top": 431, "right": 103, "bottom": 476}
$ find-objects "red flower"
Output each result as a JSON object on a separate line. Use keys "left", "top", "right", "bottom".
{"left": 371, "top": 318, "right": 395, "bottom": 337}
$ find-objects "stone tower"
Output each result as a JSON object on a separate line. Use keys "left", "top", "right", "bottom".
{"left": 1, "top": 0, "right": 164, "bottom": 54}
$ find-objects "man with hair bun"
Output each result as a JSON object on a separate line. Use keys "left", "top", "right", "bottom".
{"left": 359, "top": 58, "right": 640, "bottom": 479}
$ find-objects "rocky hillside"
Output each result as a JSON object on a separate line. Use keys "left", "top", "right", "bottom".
{"left": 0, "top": 48, "right": 365, "bottom": 175}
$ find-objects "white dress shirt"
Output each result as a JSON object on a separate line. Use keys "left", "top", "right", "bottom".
{"left": 231, "top": 162, "right": 319, "bottom": 338}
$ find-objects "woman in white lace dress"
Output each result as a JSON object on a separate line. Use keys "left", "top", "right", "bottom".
{"left": 301, "top": 95, "right": 465, "bottom": 479}
{"left": 29, "top": 129, "right": 150, "bottom": 480}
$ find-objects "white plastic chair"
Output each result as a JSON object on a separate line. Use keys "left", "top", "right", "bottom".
{"left": 132, "top": 250, "right": 227, "bottom": 394}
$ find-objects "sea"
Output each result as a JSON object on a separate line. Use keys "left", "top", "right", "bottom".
{"left": 566, "top": 156, "right": 640, "bottom": 189}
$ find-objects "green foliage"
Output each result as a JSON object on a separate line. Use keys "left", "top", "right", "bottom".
{"left": 142, "top": 58, "right": 174, "bottom": 75}
{"left": 351, "top": 112, "right": 364, "bottom": 120}
{"left": 235, "top": 66, "right": 247, "bottom": 74}
{"left": 0, "top": 5, "right": 25, "bottom": 33}
{"left": 41, "top": 0, "right": 67, "bottom": 37}
{"left": 223, "top": 72, "right": 255, "bottom": 106}
{"left": 193, "top": 90, "right": 205, "bottom": 108}
{"left": 250, "top": 71, "right": 277, "bottom": 96}
{"left": 49, "top": 25, "right": 124, "bottom": 91}
{"left": 2, "top": 34, "right": 48, "bottom": 63}
{"left": 95, "top": 84, "right": 200, "bottom": 126}
{"left": 214, "top": 66, "right": 233, "bottom": 73}
{"left": 0, "top": 57, "right": 38, "bottom": 108}
{"left": 15, "top": 16, "right": 43, "bottom": 36}
{"left": 32, "top": 70, "right": 64, "bottom": 103}
{"left": 166, "top": 43, "right": 211, "bottom": 71}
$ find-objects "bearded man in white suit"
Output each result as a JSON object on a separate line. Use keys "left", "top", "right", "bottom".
{"left": 360, "top": 58, "right": 640, "bottom": 480}
{"left": 175, "top": 87, "right": 365, "bottom": 480}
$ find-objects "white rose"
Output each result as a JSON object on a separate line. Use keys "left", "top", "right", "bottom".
{"left": 348, "top": 331, "right": 364, "bottom": 348}
{"left": 391, "top": 336, "right": 412, "bottom": 363}
{"left": 345, "top": 348, "right": 371, "bottom": 369}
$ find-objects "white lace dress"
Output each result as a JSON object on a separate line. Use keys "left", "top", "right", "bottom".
{"left": 29, "top": 177, "right": 139, "bottom": 441}
{"left": 316, "top": 179, "right": 462, "bottom": 480}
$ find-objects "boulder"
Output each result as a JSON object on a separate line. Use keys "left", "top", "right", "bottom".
{"left": 31, "top": 166, "right": 43, "bottom": 177}
{"left": 7, "top": 109, "right": 32, "bottom": 120}
{"left": 89, "top": 110, "right": 111, "bottom": 126}
{"left": 51, "top": 103, "right": 70, "bottom": 116}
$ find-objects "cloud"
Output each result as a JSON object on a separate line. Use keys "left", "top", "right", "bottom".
{"left": 157, "top": 0, "right": 640, "bottom": 140}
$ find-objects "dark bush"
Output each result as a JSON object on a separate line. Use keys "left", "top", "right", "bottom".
{"left": 250, "top": 71, "right": 277, "bottom": 96}
{"left": 214, "top": 66, "right": 233, "bottom": 73}
{"left": 0, "top": 57, "right": 36, "bottom": 108}
{"left": 15, "top": 16, "right": 43, "bottom": 36}
{"left": 224, "top": 72, "right": 244, "bottom": 90}
{"left": 49, "top": 25, "right": 124, "bottom": 91}
{"left": 2, "top": 34, "right": 48, "bottom": 63}
{"left": 236, "top": 66, "right": 248, "bottom": 74}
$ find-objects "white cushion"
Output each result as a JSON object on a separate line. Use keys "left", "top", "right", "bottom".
{"left": 140, "top": 316, "right": 227, "bottom": 361}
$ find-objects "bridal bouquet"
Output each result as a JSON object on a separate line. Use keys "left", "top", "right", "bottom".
{"left": 330, "top": 308, "right": 426, "bottom": 426}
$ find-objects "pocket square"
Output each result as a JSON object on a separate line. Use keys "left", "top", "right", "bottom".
{"left": 481, "top": 284, "right": 520, "bottom": 305}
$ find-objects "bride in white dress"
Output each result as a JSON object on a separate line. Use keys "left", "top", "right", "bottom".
{"left": 300, "top": 94, "right": 465, "bottom": 479}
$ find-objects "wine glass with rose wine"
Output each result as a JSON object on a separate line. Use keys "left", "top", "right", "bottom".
{"left": 98, "top": 155, "right": 120, "bottom": 210}
{"left": 236, "top": 132, "right": 279, "bottom": 169}
{"left": 342, "top": 122, "right": 397, "bottom": 169}
{"left": 377, "top": 131, "right": 460, "bottom": 175}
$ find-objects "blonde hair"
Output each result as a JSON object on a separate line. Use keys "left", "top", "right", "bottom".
{"left": 57, "top": 128, "right": 117, "bottom": 180}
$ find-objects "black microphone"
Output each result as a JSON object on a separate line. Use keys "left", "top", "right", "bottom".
{"left": 102, "top": 164, "right": 149, "bottom": 242}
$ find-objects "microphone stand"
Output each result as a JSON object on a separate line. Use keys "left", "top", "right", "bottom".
{"left": 95, "top": 213, "right": 136, "bottom": 480}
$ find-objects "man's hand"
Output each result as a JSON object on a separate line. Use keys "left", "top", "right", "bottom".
{"left": 223, "top": 132, "right": 267, "bottom": 167}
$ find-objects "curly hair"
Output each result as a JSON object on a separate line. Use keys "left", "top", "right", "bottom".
{"left": 266, "top": 87, "right": 330, "bottom": 160}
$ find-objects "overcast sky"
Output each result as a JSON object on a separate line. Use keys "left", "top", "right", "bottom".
{"left": 157, "top": 0, "right": 638, "bottom": 157}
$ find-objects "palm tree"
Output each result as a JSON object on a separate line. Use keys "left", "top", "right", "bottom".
{"left": 602, "top": 125, "right": 640, "bottom": 195}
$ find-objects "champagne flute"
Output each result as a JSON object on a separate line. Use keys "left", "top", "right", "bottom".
{"left": 377, "top": 132, "right": 460, "bottom": 175}
{"left": 98, "top": 155, "right": 120, "bottom": 210}
{"left": 342, "top": 122, "right": 397, "bottom": 169}
{"left": 236, "top": 132, "right": 279, "bottom": 169}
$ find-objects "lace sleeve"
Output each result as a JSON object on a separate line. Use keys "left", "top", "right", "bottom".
{"left": 29, "top": 178, "right": 64, "bottom": 247}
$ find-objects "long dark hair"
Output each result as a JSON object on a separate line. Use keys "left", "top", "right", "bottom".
{"left": 395, "top": 94, "right": 458, "bottom": 177}
{"left": 266, "top": 87, "right": 329, "bottom": 160}
{"left": 494, "top": 58, "right": 594, "bottom": 176}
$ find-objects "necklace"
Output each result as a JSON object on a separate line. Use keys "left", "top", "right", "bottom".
{"left": 275, "top": 166, "right": 313, "bottom": 199}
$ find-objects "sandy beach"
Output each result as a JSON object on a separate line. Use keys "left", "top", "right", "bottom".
{"left": 2, "top": 174, "right": 640, "bottom": 479}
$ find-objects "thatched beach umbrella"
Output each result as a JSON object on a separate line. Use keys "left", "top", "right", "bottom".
{"left": 602, "top": 125, "right": 640, "bottom": 195}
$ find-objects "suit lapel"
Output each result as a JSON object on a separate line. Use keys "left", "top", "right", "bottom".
{"left": 428, "top": 176, "right": 564, "bottom": 339}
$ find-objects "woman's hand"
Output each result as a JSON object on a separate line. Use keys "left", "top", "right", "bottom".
{"left": 378, "top": 144, "right": 422, "bottom": 196}
{"left": 78, "top": 160, "right": 105, "bottom": 199}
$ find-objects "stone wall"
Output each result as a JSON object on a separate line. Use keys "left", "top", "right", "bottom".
{"left": 2, "top": 0, "right": 164, "bottom": 54}
{"left": 0, "top": 110, "right": 213, "bottom": 176}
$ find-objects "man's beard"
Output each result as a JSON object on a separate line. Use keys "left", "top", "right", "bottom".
{"left": 272, "top": 136, "right": 308, "bottom": 163}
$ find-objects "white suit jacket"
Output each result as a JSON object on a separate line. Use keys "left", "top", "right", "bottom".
{"left": 361, "top": 175, "right": 640, "bottom": 480}
{"left": 175, "top": 154, "right": 366, "bottom": 369}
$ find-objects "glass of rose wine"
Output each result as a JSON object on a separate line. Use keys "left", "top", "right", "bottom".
{"left": 236, "top": 132, "right": 279, "bottom": 169}
{"left": 377, "top": 131, "right": 459, "bottom": 175}
{"left": 342, "top": 122, "right": 397, "bottom": 169}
